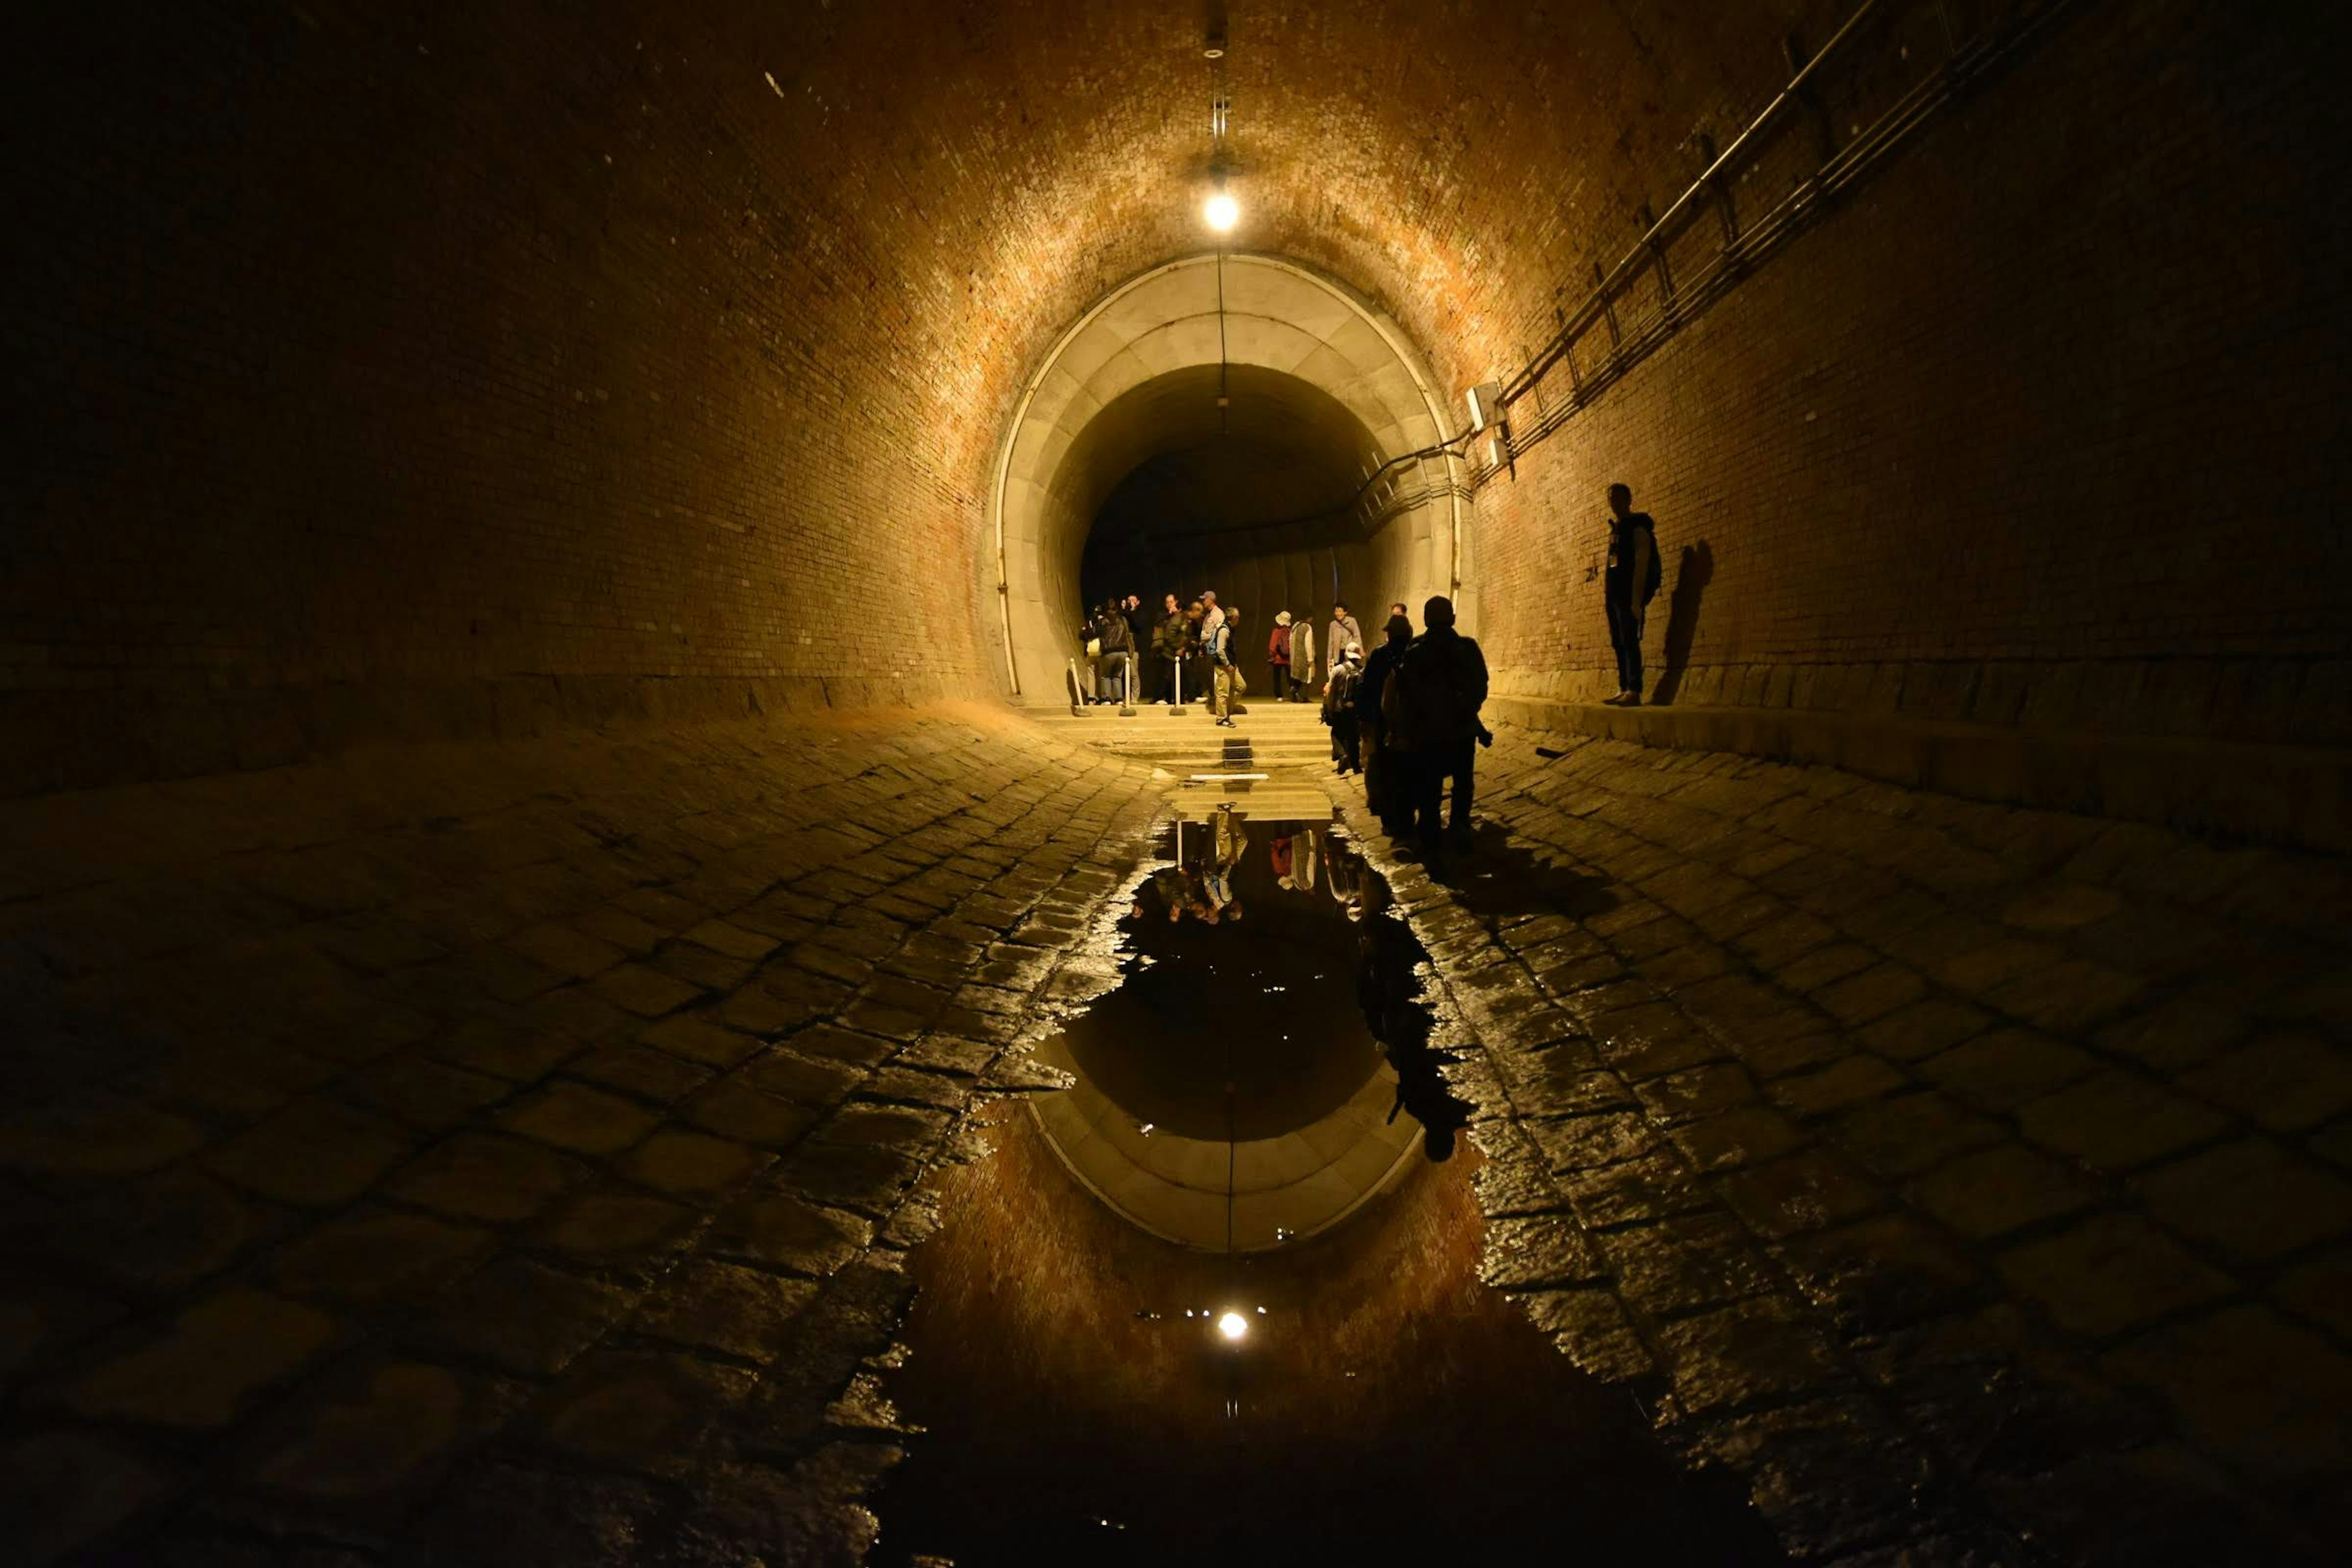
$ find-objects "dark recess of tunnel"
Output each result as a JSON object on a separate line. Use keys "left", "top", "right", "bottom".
{"left": 1078, "top": 364, "right": 1379, "bottom": 614}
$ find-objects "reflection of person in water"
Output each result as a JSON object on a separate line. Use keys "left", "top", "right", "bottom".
{"left": 1202, "top": 805, "right": 1244, "bottom": 923}
{"left": 1353, "top": 873, "right": 1471, "bottom": 1160}
{"left": 1326, "top": 834, "right": 1366, "bottom": 922}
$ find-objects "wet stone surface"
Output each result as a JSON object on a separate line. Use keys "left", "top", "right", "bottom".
{"left": 1313, "top": 724, "right": 2352, "bottom": 1565}
{"left": 1, "top": 704, "right": 2347, "bottom": 1564}
{"left": 0, "top": 711, "right": 1167, "bottom": 1564}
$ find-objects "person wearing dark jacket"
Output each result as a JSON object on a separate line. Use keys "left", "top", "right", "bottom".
{"left": 1150, "top": 594, "right": 1187, "bottom": 703}
{"left": 1385, "top": 595, "right": 1490, "bottom": 854}
{"left": 1355, "top": 614, "right": 1415, "bottom": 837}
{"left": 1602, "top": 483, "right": 1660, "bottom": 705}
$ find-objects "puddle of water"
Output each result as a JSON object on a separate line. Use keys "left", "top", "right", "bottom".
{"left": 872, "top": 812, "right": 1784, "bottom": 1565}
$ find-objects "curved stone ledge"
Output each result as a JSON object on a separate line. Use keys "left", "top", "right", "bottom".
{"left": 1488, "top": 695, "right": 2352, "bottom": 854}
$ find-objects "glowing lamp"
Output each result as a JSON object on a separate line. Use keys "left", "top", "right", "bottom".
{"left": 1204, "top": 189, "right": 1239, "bottom": 233}
{"left": 1216, "top": 1310, "right": 1250, "bottom": 1342}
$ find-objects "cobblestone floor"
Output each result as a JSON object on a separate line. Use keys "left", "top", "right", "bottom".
{"left": 1325, "top": 726, "right": 2352, "bottom": 1566}
{"left": 6, "top": 706, "right": 2348, "bottom": 1565}
{"left": 0, "top": 709, "right": 1165, "bottom": 1565}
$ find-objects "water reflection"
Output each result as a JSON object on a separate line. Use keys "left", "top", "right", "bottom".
{"left": 875, "top": 813, "right": 1785, "bottom": 1562}
{"left": 1035, "top": 812, "right": 1460, "bottom": 1251}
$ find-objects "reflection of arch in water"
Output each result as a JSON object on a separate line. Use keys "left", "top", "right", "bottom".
{"left": 1026, "top": 1029, "right": 1422, "bottom": 1252}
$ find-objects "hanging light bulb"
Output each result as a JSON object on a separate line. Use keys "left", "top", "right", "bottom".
{"left": 1204, "top": 183, "right": 1239, "bottom": 233}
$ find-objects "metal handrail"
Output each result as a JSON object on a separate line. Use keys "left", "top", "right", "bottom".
{"left": 1482, "top": 0, "right": 2078, "bottom": 479}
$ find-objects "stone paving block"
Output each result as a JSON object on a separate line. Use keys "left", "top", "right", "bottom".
{"left": 1770, "top": 1057, "right": 1906, "bottom": 1119}
{"left": 2134, "top": 1139, "right": 2352, "bottom": 1261}
{"left": 1719, "top": 1151, "right": 1887, "bottom": 1240}
{"left": 1917, "top": 1027, "right": 2098, "bottom": 1112}
{"left": 1668, "top": 1106, "right": 1808, "bottom": 1172}
{"left": 269, "top": 1209, "right": 494, "bottom": 1306}
{"left": 2274, "top": 1250, "right": 2352, "bottom": 1343}
{"left": 242, "top": 1357, "right": 488, "bottom": 1504}
{"left": 679, "top": 1076, "right": 824, "bottom": 1152}
{"left": 67, "top": 1288, "right": 337, "bottom": 1428}
{"left": 0, "top": 1094, "right": 207, "bottom": 1179}
{"left": 1555, "top": 1147, "right": 1717, "bottom": 1228}
{"left": 1479, "top": 1213, "right": 1606, "bottom": 1289}
{"left": 424, "top": 1017, "right": 584, "bottom": 1082}
{"left": 633, "top": 1261, "right": 819, "bottom": 1362}
{"left": 1855, "top": 997, "right": 1993, "bottom": 1063}
{"left": 789, "top": 1022, "right": 900, "bottom": 1068}
{"left": 1980, "top": 956, "right": 2148, "bottom": 1034}
{"left": 1656, "top": 1297, "right": 1845, "bottom": 1417}
{"left": 2095, "top": 997, "right": 2252, "bottom": 1076}
{"left": 2016, "top": 1071, "right": 2233, "bottom": 1173}
{"left": 532, "top": 1188, "right": 700, "bottom": 1268}
{"left": 1634, "top": 1063, "right": 1760, "bottom": 1126}
{"left": 203, "top": 1098, "right": 414, "bottom": 1208}
{"left": 1518, "top": 1287, "right": 1657, "bottom": 1382}
{"left": 1908, "top": 1145, "right": 2096, "bottom": 1240}
{"left": 530, "top": 1349, "right": 758, "bottom": 1476}
{"left": 1604, "top": 1212, "right": 1778, "bottom": 1317}
{"left": 1777, "top": 1215, "right": 1983, "bottom": 1335}
{"left": 342, "top": 1055, "right": 512, "bottom": 1132}
{"left": 502, "top": 921, "right": 628, "bottom": 982}
{"left": 388, "top": 1134, "right": 582, "bottom": 1223}
{"left": 639, "top": 1012, "right": 764, "bottom": 1070}
{"left": 592, "top": 962, "right": 704, "bottom": 1018}
{"left": 623, "top": 1130, "right": 772, "bottom": 1197}
{"left": 2105, "top": 1306, "right": 2352, "bottom": 1487}
{"left": 1815, "top": 962, "right": 1929, "bottom": 1027}
{"left": 2180, "top": 1032, "right": 2352, "bottom": 1133}
{"left": 499, "top": 1082, "right": 662, "bottom": 1156}
{"left": 563, "top": 1043, "right": 714, "bottom": 1105}
{"left": 651, "top": 942, "right": 760, "bottom": 993}
{"left": 2, "top": 1430, "right": 173, "bottom": 1566}
{"left": 1524, "top": 1109, "right": 1663, "bottom": 1174}
{"left": 48, "top": 1170, "right": 271, "bottom": 1292}
{"left": 421, "top": 1256, "right": 635, "bottom": 1378}
{"left": 1998, "top": 1216, "right": 2236, "bottom": 1338}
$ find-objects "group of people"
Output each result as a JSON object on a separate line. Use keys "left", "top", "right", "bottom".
{"left": 1327, "top": 595, "right": 1492, "bottom": 859}
{"left": 1076, "top": 479, "right": 1664, "bottom": 854}
{"left": 1080, "top": 589, "right": 1317, "bottom": 728}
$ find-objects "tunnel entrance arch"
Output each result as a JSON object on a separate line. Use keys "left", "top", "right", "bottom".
{"left": 987, "top": 253, "right": 1464, "bottom": 698}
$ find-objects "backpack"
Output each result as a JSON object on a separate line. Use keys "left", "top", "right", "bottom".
{"left": 1383, "top": 636, "right": 1473, "bottom": 748}
{"left": 1642, "top": 524, "right": 1663, "bottom": 605}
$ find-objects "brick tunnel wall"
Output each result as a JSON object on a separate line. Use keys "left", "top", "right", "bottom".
{"left": 7, "top": 0, "right": 2345, "bottom": 798}
{"left": 1465, "top": 3, "right": 2352, "bottom": 743}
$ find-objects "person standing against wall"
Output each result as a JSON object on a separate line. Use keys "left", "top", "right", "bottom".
{"left": 1603, "top": 483, "right": 1660, "bottom": 706}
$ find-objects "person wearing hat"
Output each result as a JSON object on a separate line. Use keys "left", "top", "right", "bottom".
{"left": 1268, "top": 611, "right": 1295, "bottom": 701}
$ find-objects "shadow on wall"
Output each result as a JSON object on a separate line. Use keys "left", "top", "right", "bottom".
{"left": 1651, "top": 541, "right": 1713, "bottom": 707}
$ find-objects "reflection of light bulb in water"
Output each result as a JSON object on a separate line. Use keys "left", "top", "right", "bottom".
{"left": 1217, "top": 1311, "right": 1249, "bottom": 1342}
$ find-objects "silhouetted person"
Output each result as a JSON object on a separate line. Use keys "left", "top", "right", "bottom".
{"left": 1355, "top": 614, "right": 1415, "bottom": 837}
{"left": 1122, "top": 592, "right": 1153, "bottom": 670}
{"left": 1388, "top": 600, "right": 1410, "bottom": 630}
{"left": 1355, "top": 893, "right": 1472, "bottom": 1161}
{"left": 1385, "top": 595, "right": 1489, "bottom": 856}
{"left": 1602, "top": 483, "right": 1660, "bottom": 706}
